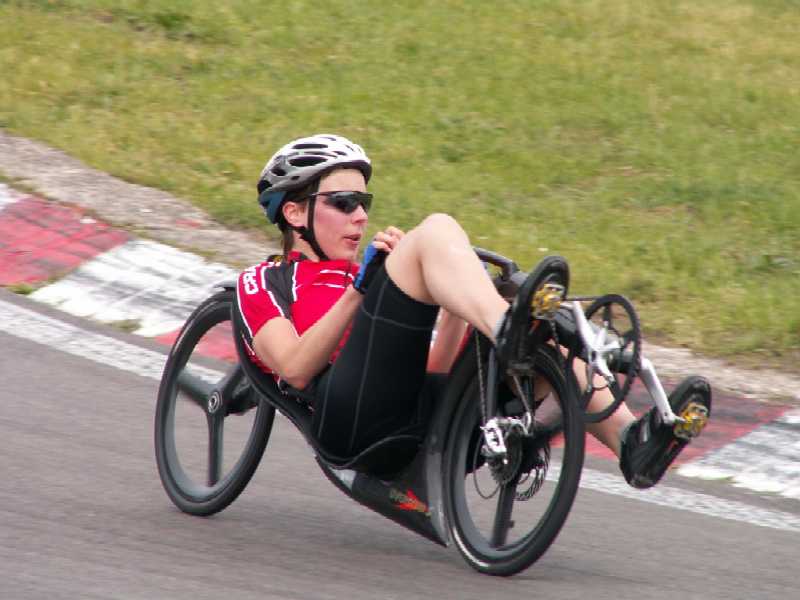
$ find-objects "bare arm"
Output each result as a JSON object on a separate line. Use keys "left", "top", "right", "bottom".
{"left": 255, "top": 226, "right": 405, "bottom": 389}
{"left": 253, "top": 286, "right": 363, "bottom": 390}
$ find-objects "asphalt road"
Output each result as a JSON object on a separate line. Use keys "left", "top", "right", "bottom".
{"left": 1, "top": 290, "right": 798, "bottom": 600}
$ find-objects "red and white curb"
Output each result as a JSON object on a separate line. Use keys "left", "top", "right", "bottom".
{"left": 0, "top": 187, "right": 129, "bottom": 286}
{"left": 2, "top": 187, "right": 800, "bottom": 504}
{"left": 678, "top": 410, "right": 800, "bottom": 500}
{"left": 30, "top": 239, "right": 237, "bottom": 336}
{"left": 0, "top": 186, "right": 238, "bottom": 341}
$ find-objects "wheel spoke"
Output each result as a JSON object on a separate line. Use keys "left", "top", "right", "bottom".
{"left": 490, "top": 480, "right": 517, "bottom": 548}
{"left": 621, "top": 329, "right": 637, "bottom": 351}
{"left": 177, "top": 370, "right": 214, "bottom": 408}
{"left": 608, "top": 379, "right": 624, "bottom": 403}
{"left": 602, "top": 304, "right": 612, "bottom": 326}
{"left": 218, "top": 364, "right": 245, "bottom": 402}
{"left": 207, "top": 413, "right": 224, "bottom": 486}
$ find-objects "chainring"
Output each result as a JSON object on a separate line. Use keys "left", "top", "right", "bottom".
{"left": 580, "top": 293, "right": 642, "bottom": 422}
{"left": 515, "top": 438, "right": 550, "bottom": 501}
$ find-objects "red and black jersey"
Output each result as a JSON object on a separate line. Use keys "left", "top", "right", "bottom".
{"left": 236, "top": 251, "right": 359, "bottom": 374}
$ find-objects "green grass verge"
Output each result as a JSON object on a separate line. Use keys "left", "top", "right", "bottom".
{"left": 1, "top": 0, "right": 798, "bottom": 364}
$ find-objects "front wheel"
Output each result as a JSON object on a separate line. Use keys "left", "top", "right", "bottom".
{"left": 154, "top": 289, "right": 275, "bottom": 516}
{"left": 443, "top": 344, "right": 585, "bottom": 576}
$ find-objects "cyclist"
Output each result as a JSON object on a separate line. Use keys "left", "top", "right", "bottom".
{"left": 236, "top": 133, "right": 711, "bottom": 489}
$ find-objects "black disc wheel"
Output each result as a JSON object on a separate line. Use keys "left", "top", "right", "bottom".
{"left": 444, "top": 345, "right": 585, "bottom": 576}
{"left": 155, "top": 289, "right": 275, "bottom": 516}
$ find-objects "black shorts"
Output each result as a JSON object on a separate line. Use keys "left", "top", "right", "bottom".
{"left": 311, "top": 266, "right": 439, "bottom": 458}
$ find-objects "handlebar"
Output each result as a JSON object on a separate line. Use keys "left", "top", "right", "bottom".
{"left": 473, "top": 247, "right": 519, "bottom": 281}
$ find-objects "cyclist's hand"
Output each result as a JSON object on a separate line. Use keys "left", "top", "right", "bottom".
{"left": 371, "top": 226, "right": 404, "bottom": 253}
{"left": 353, "top": 240, "right": 387, "bottom": 294}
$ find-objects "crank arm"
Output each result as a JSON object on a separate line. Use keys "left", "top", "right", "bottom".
{"left": 481, "top": 418, "right": 507, "bottom": 457}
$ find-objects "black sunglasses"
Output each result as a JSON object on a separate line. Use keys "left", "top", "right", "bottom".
{"left": 299, "top": 191, "right": 373, "bottom": 214}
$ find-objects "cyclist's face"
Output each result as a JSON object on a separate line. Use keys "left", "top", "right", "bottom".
{"left": 313, "top": 168, "right": 368, "bottom": 262}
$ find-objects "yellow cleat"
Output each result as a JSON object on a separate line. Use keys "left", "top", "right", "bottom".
{"left": 621, "top": 376, "right": 711, "bottom": 489}
{"left": 673, "top": 402, "right": 709, "bottom": 440}
{"left": 532, "top": 283, "right": 565, "bottom": 320}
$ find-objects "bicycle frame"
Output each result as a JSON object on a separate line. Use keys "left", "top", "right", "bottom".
{"left": 472, "top": 246, "right": 683, "bottom": 428}
{"left": 565, "top": 299, "right": 681, "bottom": 426}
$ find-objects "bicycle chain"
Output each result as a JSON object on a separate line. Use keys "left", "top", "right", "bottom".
{"left": 512, "top": 320, "right": 559, "bottom": 502}
{"left": 474, "top": 333, "right": 522, "bottom": 494}
{"left": 475, "top": 334, "right": 487, "bottom": 426}
{"left": 471, "top": 333, "right": 498, "bottom": 497}
{"left": 549, "top": 318, "right": 566, "bottom": 375}
{"left": 473, "top": 315, "right": 566, "bottom": 502}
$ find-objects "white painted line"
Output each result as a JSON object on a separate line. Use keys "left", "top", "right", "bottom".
{"left": 30, "top": 239, "right": 238, "bottom": 336}
{"left": 0, "top": 298, "right": 222, "bottom": 383}
{"left": 2, "top": 296, "right": 799, "bottom": 532}
{"left": 678, "top": 411, "right": 800, "bottom": 500}
{"left": 0, "top": 183, "right": 16, "bottom": 210}
{"left": 575, "top": 467, "right": 800, "bottom": 533}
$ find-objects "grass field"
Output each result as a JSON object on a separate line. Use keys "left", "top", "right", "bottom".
{"left": 1, "top": 0, "right": 798, "bottom": 365}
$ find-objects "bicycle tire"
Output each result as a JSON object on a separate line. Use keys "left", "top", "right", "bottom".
{"left": 443, "top": 344, "right": 584, "bottom": 576}
{"left": 154, "top": 289, "right": 275, "bottom": 516}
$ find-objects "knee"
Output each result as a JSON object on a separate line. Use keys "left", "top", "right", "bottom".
{"left": 398, "top": 213, "right": 466, "bottom": 259}
{"left": 416, "top": 213, "right": 464, "bottom": 238}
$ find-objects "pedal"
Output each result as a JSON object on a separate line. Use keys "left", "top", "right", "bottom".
{"left": 532, "top": 283, "right": 565, "bottom": 319}
{"left": 673, "top": 402, "right": 709, "bottom": 440}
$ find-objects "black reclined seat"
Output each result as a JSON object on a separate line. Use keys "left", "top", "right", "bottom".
{"left": 230, "top": 302, "right": 426, "bottom": 476}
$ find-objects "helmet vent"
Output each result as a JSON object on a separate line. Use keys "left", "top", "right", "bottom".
{"left": 290, "top": 156, "right": 327, "bottom": 167}
{"left": 271, "top": 167, "right": 286, "bottom": 176}
{"left": 294, "top": 143, "right": 328, "bottom": 149}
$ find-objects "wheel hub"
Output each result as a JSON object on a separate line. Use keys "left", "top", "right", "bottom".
{"left": 207, "top": 391, "right": 222, "bottom": 414}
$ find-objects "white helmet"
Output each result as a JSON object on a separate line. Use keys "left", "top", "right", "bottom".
{"left": 257, "top": 134, "right": 372, "bottom": 223}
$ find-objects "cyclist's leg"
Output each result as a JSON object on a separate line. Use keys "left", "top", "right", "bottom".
{"left": 586, "top": 395, "right": 635, "bottom": 456}
{"left": 572, "top": 366, "right": 636, "bottom": 457}
{"left": 386, "top": 212, "right": 708, "bottom": 489}
{"left": 312, "top": 266, "right": 439, "bottom": 458}
{"left": 574, "top": 357, "right": 712, "bottom": 489}
{"left": 385, "top": 213, "right": 509, "bottom": 342}
{"left": 385, "top": 213, "right": 638, "bottom": 452}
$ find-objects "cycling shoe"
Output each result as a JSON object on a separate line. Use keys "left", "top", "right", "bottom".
{"left": 620, "top": 375, "right": 712, "bottom": 489}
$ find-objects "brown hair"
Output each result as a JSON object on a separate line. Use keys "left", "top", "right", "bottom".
{"left": 276, "top": 179, "right": 319, "bottom": 257}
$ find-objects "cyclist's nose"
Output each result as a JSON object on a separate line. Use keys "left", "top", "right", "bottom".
{"left": 351, "top": 204, "right": 368, "bottom": 223}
